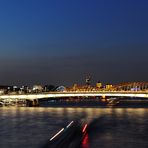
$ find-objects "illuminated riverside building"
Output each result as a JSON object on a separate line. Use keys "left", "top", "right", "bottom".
{"left": 33, "top": 85, "right": 43, "bottom": 93}
{"left": 0, "top": 82, "right": 148, "bottom": 96}
{"left": 85, "top": 75, "right": 91, "bottom": 86}
{"left": 105, "top": 84, "right": 113, "bottom": 90}
{"left": 114, "top": 82, "right": 148, "bottom": 91}
{"left": 96, "top": 81, "right": 102, "bottom": 89}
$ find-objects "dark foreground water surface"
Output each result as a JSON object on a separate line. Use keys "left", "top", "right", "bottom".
{"left": 0, "top": 107, "right": 148, "bottom": 148}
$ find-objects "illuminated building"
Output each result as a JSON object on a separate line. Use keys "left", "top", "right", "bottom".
{"left": 85, "top": 75, "right": 91, "bottom": 86}
{"left": 96, "top": 81, "right": 102, "bottom": 88}
{"left": 33, "top": 85, "right": 43, "bottom": 92}
{"left": 106, "top": 84, "right": 113, "bottom": 90}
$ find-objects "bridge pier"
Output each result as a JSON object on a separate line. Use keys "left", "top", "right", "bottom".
{"left": 100, "top": 95, "right": 108, "bottom": 102}
{"left": 26, "top": 99, "right": 39, "bottom": 107}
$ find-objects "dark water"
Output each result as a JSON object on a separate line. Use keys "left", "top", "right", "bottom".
{"left": 0, "top": 107, "right": 148, "bottom": 148}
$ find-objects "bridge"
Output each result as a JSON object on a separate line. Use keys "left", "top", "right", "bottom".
{"left": 0, "top": 91, "right": 148, "bottom": 100}
{"left": 0, "top": 81, "right": 148, "bottom": 106}
{"left": 0, "top": 91, "right": 148, "bottom": 106}
{"left": 0, "top": 82, "right": 148, "bottom": 100}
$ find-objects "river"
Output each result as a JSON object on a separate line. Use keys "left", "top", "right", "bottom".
{"left": 0, "top": 107, "right": 148, "bottom": 148}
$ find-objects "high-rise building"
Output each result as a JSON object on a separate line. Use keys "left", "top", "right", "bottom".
{"left": 85, "top": 75, "right": 91, "bottom": 86}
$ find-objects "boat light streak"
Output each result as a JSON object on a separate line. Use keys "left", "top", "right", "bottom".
{"left": 66, "top": 121, "right": 74, "bottom": 128}
{"left": 82, "top": 124, "right": 88, "bottom": 133}
{"left": 50, "top": 128, "right": 64, "bottom": 141}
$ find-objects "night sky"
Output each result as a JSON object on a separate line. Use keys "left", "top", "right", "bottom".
{"left": 0, "top": 0, "right": 148, "bottom": 86}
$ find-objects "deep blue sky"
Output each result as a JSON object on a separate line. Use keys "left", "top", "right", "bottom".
{"left": 0, "top": 0, "right": 148, "bottom": 86}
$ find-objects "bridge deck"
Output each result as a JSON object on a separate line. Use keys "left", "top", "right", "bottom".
{"left": 0, "top": 91, "right": 148, "bottom": 100}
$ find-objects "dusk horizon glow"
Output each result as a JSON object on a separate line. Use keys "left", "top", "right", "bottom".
{"left": 0, "top": 0, "right": 148, "bottom": 86}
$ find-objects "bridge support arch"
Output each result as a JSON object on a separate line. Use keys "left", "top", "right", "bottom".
{"left": 26, "top": 99, "right": 39, "bottom": 107}
{"left": 100, "top": 95, "right": 108, "bottom": 102}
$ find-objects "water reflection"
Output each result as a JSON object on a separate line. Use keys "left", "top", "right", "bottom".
{"left": 0, "top": 107, "right": 147, "bottom": 148}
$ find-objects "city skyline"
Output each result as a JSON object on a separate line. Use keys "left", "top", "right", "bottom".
{"left": 0, "top": 0, "right": 148, "bottom": 86}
